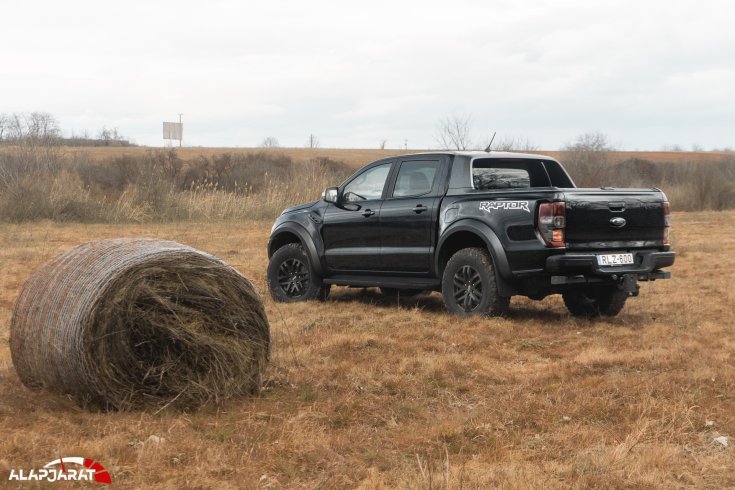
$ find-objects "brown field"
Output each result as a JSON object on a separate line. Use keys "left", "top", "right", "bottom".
{"left": 62, "top": 146, "right": 735, "bottom": 169}
{"left": 63, "top": 147, "right": 410, "bottom": 169}
{"left": 1, "top": 212, "right": 734, "bottom": 488}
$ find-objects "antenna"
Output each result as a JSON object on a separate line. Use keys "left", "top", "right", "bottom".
{"left": 484, "top": 132, "right": 496, "bottom": 152}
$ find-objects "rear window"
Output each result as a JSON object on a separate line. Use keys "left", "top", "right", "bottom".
{"left": 472, "top": 159, "right": 551, "bottom": 190}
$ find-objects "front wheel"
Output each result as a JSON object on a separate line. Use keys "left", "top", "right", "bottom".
{"left": 441, "top": 247, "right": 509, "bottom": 316}
{"left": 562, "top": 286, "right": 627, "bottom": 317}
{"left": 267, "top": 243, "right": 330, "bottom": 303}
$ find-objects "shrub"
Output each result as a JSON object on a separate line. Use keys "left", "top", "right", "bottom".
{"left": 2, "top": 146, "right": 733, "bottom": 223}
{"left": 0, "top": 149, "right": 352, "bottom": 223}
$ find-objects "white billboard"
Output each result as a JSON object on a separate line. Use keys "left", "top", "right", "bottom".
{"left": 163, "top": 122, "right": 182, "bottom": 140}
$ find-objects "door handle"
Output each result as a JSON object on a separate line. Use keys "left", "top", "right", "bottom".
{"left": 361, "top": 209, "right": 375, "bottom": 217}
{"left": 412, "top": 204, "right": 427, "bottom": 213}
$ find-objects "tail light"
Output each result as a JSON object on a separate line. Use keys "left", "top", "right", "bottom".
{"left": 663, "top": 201, "right": 670, "bottom": 245}
{"left": 537, "top": 201, "right": 566, "bottom": 247}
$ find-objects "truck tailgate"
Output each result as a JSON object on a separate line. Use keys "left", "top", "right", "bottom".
{"left": 563, "top": 189, "right": 666, "bottom": 250}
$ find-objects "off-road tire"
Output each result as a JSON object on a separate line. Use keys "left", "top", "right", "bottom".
{"left": 441, "top": 247, "right": 509, "bottom": 316}
{"left": 267, "top": 243, "right": 330, "bottom": 303}
{"left": 562, "top": 286, "right": 627, "bottom": 317}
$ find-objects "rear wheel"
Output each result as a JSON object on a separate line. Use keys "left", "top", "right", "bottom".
{"left": 562, "top": 286, "right": 627, "bottom": 317}
{"left": 441, "top": 247, "right": 509, "bottom": 316}
{"left": 267, "top": 243, "right": 330, "bottom": 303}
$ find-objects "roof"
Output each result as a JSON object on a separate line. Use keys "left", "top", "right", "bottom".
{"left": 402, "top": 150, "right": 557, "bottom": 160}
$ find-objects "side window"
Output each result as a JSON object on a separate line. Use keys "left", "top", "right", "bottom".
{"left": 342, "top": 163, "right": 392, "bottom": 202}
{"left": 542, "top": 160, "right": 575, "bottom": 187}
{"left": 392, "top": 160, "right": 439, "bottom": 197}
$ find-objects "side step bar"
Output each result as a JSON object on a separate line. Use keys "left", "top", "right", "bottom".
{"left": 324, "top": 275, "right": 440, "bottom": 290}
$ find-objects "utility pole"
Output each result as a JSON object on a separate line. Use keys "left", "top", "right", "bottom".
{"left": 178, "top": 113, "right": 183, "bottom": 147}
{"left": 404, "top": 138, "right": 408, "bottom": 150}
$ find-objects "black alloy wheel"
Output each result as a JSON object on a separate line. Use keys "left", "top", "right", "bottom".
{"left": 277, "top": 258, "right": 309, "bottom": 298}
{"left": 267, "top": 243, "right": 330, "bottom": 303}
{"left": 441, "top": 247, "right": 509, "bottom": 316}
{"left": 453, "top": 265, "right": 483, "bottom": 312}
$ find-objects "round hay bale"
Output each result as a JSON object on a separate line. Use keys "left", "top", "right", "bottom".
{"left": 9, "top": 238, "right": 269, "bottom": 410}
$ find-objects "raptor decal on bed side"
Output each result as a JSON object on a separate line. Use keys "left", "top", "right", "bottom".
{"left": 479, "top": 201, "right": 531, "bottom": 213}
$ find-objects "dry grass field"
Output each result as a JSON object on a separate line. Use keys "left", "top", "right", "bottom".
{"left": 0, "top": 211, "right": 733, "bottom": 488}
{"left": 64, "top": 147, "right": 410, "bottom": 169}
{"left": 63, "top": 146, "right": 735, "bottom": 169}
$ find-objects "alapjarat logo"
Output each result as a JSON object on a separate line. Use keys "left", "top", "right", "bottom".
{"left": 8, "top": 456, "right": 112, "bottom": 484}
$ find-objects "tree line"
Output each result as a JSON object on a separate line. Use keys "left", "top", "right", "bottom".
{"left": 0, "top": 112, "right": 133, "bottom": 147}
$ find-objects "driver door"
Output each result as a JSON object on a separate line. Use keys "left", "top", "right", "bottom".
{"left": 321, "top": 161, "right": 394, "bottom": 271}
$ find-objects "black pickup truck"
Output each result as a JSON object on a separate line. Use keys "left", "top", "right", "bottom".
{"left": 267, "top": 151, "right": 674, "bottom": 317}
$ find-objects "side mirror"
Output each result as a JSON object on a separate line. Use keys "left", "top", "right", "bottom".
{"left": 323, "top": 187, "right": 339, "bottom": 204}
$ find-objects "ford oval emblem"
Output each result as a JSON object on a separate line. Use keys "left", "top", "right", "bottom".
{"left": 609, "top": 217, "right": 627, "bottom": 228}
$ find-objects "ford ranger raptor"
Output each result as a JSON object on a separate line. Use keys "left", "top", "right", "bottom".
{"left": 267, "top": 151, "right": 674, "bottom": 317}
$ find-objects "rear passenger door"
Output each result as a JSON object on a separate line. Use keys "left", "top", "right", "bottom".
{"left": 379, "top": 157, "right": 446, "bottom": 273}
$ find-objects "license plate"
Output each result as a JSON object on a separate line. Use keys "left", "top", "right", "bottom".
{"left": 597, "top": 253, "right": 634, "bottom": 266}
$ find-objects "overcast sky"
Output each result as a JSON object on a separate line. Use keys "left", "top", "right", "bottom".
{"left": 2, "top": 0, "right": 733, "bottom": 150}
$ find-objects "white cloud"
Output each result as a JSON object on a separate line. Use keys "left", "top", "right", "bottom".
{"left": 0, "top": 0, "right": 733, "bottom": 149}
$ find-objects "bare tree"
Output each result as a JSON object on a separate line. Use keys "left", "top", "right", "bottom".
{"left": 435, "top": 114, "right": 473, "bottom": 150}
{"left": 260, "top": 136, "right": 280, "bottom": 148}
{"left": 564, "top": 131, "right": 614, "bottom": 153}
{"left": 26, "top": 112, "right": 61, "bottom": 141}
{"left": 0, "top": 113, "right": 9, "bottom": 141}
{"left": 560, "top": 131, "right": 615, "bottom": 187}
{"left": 98, "top": 127, "right": 113, "bottom": 145}
{"left": 2, "top": 112, "right": 60, "bottom": 143}
{"left": 0, "top": 112, "right": 62, "bottom": 188}
{"left": 95, "top": 126, "right": 129, "bottom": 146}
{"left": 490, "top": 135, "right": 539, "bottom": 152}
{"left": 379, "top": 139, "right": 387, "bottom": 150}
{"left": 307, "top": 134, "right": 320, "bottom": 149}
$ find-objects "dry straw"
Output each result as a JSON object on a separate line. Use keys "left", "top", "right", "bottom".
{"left": 9, "top": 238, "right": 270, "bottom": 410}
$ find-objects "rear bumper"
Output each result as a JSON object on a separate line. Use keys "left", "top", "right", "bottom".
{"left": 546, "top": 250, "right": 675, "bottom": 277}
